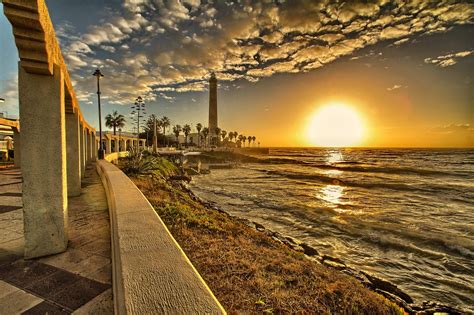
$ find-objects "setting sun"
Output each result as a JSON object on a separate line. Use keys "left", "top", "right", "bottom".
{"left": 307, "top": 103, "right": 365, "bottom": 147}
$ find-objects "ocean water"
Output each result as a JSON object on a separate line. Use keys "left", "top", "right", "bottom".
{"left": 188, "top": 148, "right": 474, "bottom": 311}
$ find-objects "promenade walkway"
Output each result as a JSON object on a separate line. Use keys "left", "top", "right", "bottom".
{"left": 0, "top": 165, "right": 113, "bottom": 314}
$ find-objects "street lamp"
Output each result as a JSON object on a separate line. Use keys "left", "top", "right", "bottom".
{"left": 93, "top": 69, "right": 104, "bottom": 159}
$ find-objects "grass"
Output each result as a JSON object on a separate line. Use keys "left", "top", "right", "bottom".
{"left": 123, "top": 160, "right": 405, "bottom": 314}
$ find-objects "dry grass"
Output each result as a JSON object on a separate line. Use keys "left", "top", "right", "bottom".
{"left": 132, "top": 176, "right": 404, "bottom": 314}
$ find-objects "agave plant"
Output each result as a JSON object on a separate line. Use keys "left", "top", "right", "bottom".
{"left": 121, "top": 146, "right": 157, "bottom": 176}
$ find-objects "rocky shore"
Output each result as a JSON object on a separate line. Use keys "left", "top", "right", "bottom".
{"left": 177, "top": 181, "right": 465, "bottom": 315}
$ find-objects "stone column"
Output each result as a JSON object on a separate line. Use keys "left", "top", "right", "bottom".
{"left": 88, "top": 131, "right": 93, "bottom": 161}
{"left": 92, "top": 134, "right": 97, "bottom": 160}
{"left": 106, "top": 137, "right": 111, "bottom": 154}
{"left": 19, "top": 63, "right": 68, "bottom": 258}
{"left": 65, "top": 112, "right": 81, "bottom": 196}
{"left": 80, "top": 123, "right": 85, "bottom": 178}
{"left": 13, "top": 130, "right": 21, "bottom": 168}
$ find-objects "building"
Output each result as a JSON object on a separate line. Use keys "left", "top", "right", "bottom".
{"left": 208, "top": 72, "right": 218, "bottom": 145}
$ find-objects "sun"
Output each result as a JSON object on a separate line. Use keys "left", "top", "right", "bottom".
{"left": 307, "top": 103, "right": 366, "bottom": 147}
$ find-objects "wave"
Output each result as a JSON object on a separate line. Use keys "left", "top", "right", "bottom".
{"left": 262, "top": 169, "right": 469, "bottom": 194}
{"left": 258, "top": 158, "right": 470, "bottom": 177}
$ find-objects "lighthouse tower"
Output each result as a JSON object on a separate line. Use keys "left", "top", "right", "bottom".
{"left": 208, "top": 72, "right": 218, "bottom": 145}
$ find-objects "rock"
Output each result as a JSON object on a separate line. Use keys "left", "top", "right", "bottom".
{"left": 254, "top": 222, "right": 265, "bottom": 231}
{"left": 374, "top": 289, "right": 413, "bottom": 314}
{"left": 300, "top": 243, "right": 319, "bottom": 256}
{"left": 361, "top": 271, "right": 413, "bottom": 304}
{"left": 321, "top": 254, "right": 345, "bottom": 265}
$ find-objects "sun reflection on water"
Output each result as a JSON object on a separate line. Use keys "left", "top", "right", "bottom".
{"left": 321, "top": 184, "right": 344, "bottom": 204}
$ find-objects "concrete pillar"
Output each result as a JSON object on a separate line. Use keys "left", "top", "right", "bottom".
{"left": 19, "top": 63, "right": 68, "bottom": 258}
{"left": 92, "top": 134, "right": 97, "bottom": 160}
{"left": 106, "top": 137, "right": 111, "bottom": 154}
{"left": 80, "top": 123, "right": 85, "bottom": 178}
{"left": 113, "top": 139, "right": 118, "bottom": 152}
{"left": 84, "top": 129, "right": 89, "bottom": 163}
{"left": 13, "top": 130, "right": 20, "bottom": 168}
{"left": 88, "top": 131, "right": 93, "bottom": 161}
{"left": 65, "top": 112, "right": 81, "bottom": 196}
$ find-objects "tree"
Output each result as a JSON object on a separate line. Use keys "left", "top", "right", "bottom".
{"left": 252, "top": 136, "right": 256, "bottom": 147}
{"left": 196, "top": 123, "right": 202, "bottom": 147}
{"left": 105, "top": 110, "right": 126, "bottom": 135}
{"left": 228, "top": 132, "right": 234, "bottom": 142}
{"left": 172, "top": 125, "right": 182, "bottom": 147}
{"left": 183, "top": 124, "right": 191, "bottom": 146}
{"left": 161, "top": 116, "right": 171, "bottom": 146}
{"left": 161, "top": 116, "right": 170, "bottom": 135}
{"left": 202, "top": 127, "right": 209, "bottom": 147}
{"left": 221, "top": 130, "right": 227, "bottom": 142}
{"left": 214, "top": 127, "right": 221, "bottom": 146}
{"left": 238, "top": 134, "right": 244, "bottom": 148}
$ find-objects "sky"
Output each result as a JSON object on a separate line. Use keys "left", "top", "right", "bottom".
{"left": 1, "top": 0, "right": 473, "bottom": 147}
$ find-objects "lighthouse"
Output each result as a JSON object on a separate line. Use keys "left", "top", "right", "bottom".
{"left": 208, "top": 72, "right": 218, "bottom": 145}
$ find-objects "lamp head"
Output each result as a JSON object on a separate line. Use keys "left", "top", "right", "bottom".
{"left": 92, "top": 69, "right": 104, "bottom": 77}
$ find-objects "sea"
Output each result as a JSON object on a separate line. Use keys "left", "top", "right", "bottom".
{"left": 188, "top": 148, "right": 474, "bottom": 312}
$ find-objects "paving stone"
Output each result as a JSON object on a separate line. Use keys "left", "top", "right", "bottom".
{"left": 72, "top": 288, "right": 113, "bottom": 315}
{"left": 0, "top": 260, "right": 58, "bottom": 288}
{"left": 21, "top": 301, "right": 69, "bottom": 315}
{"left": 25, "top": 269, "right": 82, "bottom": 299}
{"left": 0, "top": 280, "right": 20, "bottom": 299}
{"left": 0, "top": 287, "right": 43, "bottom": 314}
{"left": 0, "top": 205, "right": 22, "bottom": 214}
{"left": 0, "top": 192, "right": 22, "bottom": 197}
{"left": 50, "top": 277, "right": 110, "bottom": 311}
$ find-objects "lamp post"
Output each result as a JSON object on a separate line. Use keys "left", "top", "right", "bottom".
{"left": 93, "top": 69, "right": 104, "bottom": 159}
{"left": 131, "top": 96, "right": 146, "bottom": 149}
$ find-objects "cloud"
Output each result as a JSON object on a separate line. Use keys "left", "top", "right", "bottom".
{"left": 425, "top": 50, "right": 474, "bottom": 67}
{"left": 387, "top": 84, "right": 402, "bottom": 91}
{"left": 432, "top": 123, "right": 474, "bottom": 134}
{"left": 52, "top": 0, "right": 474, "bottom": 107}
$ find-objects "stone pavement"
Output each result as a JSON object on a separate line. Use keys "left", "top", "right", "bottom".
{"left": 0, "top": 164, "right": 113, "bottom": 314}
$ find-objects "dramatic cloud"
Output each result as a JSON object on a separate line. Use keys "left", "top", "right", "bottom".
{"left": 53, "top": 0, "right": 474, "bottom": 106}
{"left": 425, "top": 50, "right": 474, "bottom": 67}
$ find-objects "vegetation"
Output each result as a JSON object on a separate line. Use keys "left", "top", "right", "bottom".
{"left": 105, "top": 110, "right": 126, "bottom": 135}
{"left": 120, "top": 158, "right": 404, "bottom": 314}
{"left": 119, "top": 147, "right": 177, "bottom": 178}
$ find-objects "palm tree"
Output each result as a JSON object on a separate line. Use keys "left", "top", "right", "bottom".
{"left": 161, "top": 116, "right": 171, "bottom": 146}
{"left": 228, "top": 132, "right": 234, "bottom": 142}
{"left": 221, "top": 130, "right": 227, "bottom": 142}
{"left": 105, "top": 110, "right": 126, "bottom": 135}
{"left": 183, "top": 124, "right": 191, "bottom": 147}
{"left": 196, "top": 123, "right": 202, "bottom": 147}
{"left": 233, "top": 131, "right": 239, "bottom": 142}
{"left": 161, "top": 116, "right": 170, "bottom": 136}
{"left": 172, "top": 125, "right": 182, "bottom": 147}
{"left": 214, "top": 127, "right": 221, "bottom": 146}
{"left": 252, "top": 136, "right": 256, "bottom": 147}
{"left": 202, "top": 127, "right": 209, "bottom": 147}
{"left": 238, "top": 134, "right": 244, "bottom": 147}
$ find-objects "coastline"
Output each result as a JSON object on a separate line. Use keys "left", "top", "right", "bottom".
{"left": 179, "top": 181, "right": 464, "bottom": 315}
{"left": 118, "top": 152, "right": 466, "bottom": 314}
